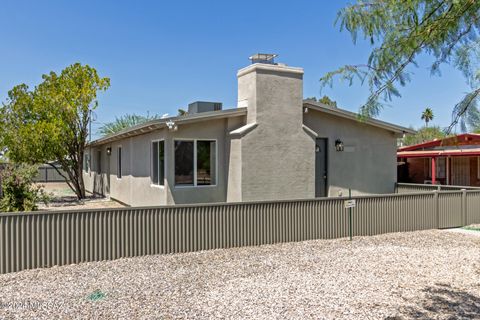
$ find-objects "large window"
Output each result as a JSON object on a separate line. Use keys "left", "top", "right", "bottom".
{"left": 117, "top": 146, "right": 122, "bottom": 179}
{"left": 174, "top": 140, "right": 216, "bottom": 186}
{"left": 151, "top": 140, "right": 165, "bottom": 186}
{"left": 197, "top": 140, "right": 216, "bottom": 185}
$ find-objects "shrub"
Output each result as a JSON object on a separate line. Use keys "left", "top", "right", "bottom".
{"left": 0, "top": 164, "right": 49, "bottom": 212}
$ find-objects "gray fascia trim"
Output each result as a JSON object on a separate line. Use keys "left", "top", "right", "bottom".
{"left": 229, "top": 122, "right": 258, "bottom": 137}
{"left": 90, "top": 108, "right": 248, "bottom": 146}
{"left": 304, "top": 101, "right": 415, "bottom": 135}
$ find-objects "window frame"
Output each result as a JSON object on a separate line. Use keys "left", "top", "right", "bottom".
{"left": 151, "top": 139, "right": 166, "bottom": 188}
{"left": 117, "top": 145, "right": 122, "bottom": 179}
{"left": 174, "top": 138, "right": 218, "bottom": 188}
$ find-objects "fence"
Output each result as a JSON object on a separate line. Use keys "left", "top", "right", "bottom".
{"left": 396, "top": 182, "right": 480, "bottom": 193}
{"left": 1, "top": 189, "right": 480, "bottom": 274}
{"left": 34, "top": 165, "right": 67, "bottom": 183}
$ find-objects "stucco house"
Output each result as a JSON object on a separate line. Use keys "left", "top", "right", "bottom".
{"left": 84, "top": 54, "right": 413, "bottom": 206}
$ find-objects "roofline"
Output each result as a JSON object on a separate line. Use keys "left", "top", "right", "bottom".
{"left": 303, "top": 100, "right": 415, "bottom": 135}
{"left": 89, "top": 107, "right": 247, "bottom": 146}
{"left": 397, "top": 149, "right": 480, "bottom": 158}
{"left": 398, "top": 133, "right": 480, "bottom": 151}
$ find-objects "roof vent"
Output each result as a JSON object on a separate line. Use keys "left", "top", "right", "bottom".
{"left": 249, "top": 53, "right": 277, "bottom": 65}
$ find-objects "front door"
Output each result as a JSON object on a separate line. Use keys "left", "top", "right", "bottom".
{"left": 315, "top": 138, "right": 328, "bottom": 197}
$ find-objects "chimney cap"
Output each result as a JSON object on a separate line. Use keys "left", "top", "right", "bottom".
{"left": 249, "top": 53, "right": 277, "bottom": 65}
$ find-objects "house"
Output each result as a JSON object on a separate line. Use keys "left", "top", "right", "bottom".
{"left": 84, "top": 54, "right": 413, "bottom": 206}
{"left": 397, "top": 133, "right": 480, "bottom": 186}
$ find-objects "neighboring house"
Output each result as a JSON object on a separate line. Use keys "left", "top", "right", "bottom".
{"left": 397, "top": 133, "right": 480, "bottom": 186}
{"left": 84, "top": 54, "right": 413, "bottom": 206}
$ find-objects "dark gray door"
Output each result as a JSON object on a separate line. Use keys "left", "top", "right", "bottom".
{"left": 315, "top": 138, "right": 328, "bottom": 197}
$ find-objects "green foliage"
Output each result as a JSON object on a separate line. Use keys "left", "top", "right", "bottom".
{"left": 421, "top": 107, "right": 434, "bottom": 126}
{"left": 402, "top": 125, "right": 446, "bottom": 146}
{"left": 305, "top": 95, "right": 338, "bottom": 107}
{"left": 177, "top": 108, "right": 189, "bottom": 116}
{"left": 321, "top": 1, "right": 480, "bottom": 131}
{"left": 0, "top": 164, "right": 50, "bottom": 212}
{"left": 98, "top": 113, "right": 158, "bottom": 136}
{"left": 0, "top": 63, "right": 110, "bottom": 199}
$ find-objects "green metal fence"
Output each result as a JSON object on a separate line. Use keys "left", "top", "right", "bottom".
{"left": 396, "top": 182, "right": 480, "bottom": 193}
{"left": 1, "top": 189, "right": 480, "bottom": 274}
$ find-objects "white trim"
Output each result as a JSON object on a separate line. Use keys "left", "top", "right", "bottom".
{"left": 173, "top": 138, "right": 218, "bottom": 188}
{"left": 229, "top": 123, "right": 257, "bottom": 136}
{"left": 150, "top": 139, "right": 166, "bottom": 188}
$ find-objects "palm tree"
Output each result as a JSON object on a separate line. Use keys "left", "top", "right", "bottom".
{"left": 421, "top": 108, "right": 434, "bottom": 127}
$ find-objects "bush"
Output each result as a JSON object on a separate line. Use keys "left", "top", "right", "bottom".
{"left": 0, "top": 164, "right": 49, "bottom": 212}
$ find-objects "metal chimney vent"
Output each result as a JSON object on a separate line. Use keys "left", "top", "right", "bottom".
{"left": 249, "top": 53, "right": 277, "bottom": 65}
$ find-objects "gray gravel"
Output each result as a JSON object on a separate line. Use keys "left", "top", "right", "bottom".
{"left": 1, "top": 230, "right": 480, "bottom": 319}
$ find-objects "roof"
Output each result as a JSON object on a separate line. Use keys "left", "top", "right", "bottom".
{"left": 303, "top": 100, "right": 415, "bottom": 135}
{"left": 398, "top": 148, "right": 480, "bottom": 158}
{"left": 89, "top": 108, "right": 247, "bottom": 146}
{"left": 398, "top": 133, "right": 480, "bottom": 151}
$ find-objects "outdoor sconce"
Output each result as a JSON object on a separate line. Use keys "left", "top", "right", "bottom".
{"left": 106, "top": 147, "right": 112, "bottom": 156}
{"left": 335, "top": 139, "right": 344, "bottom": 152}
{"left": 166, "top": 119, "right": 178, "bottom": 131}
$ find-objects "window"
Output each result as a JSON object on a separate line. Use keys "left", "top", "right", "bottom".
{"left": 83, "top": 153, "right": 90, "bottom": 172}
{"left": 117, "top": 147, "right": 122, "bottom": 179}
{"left": 174, "top": 140, "right": 217, "bottom": 186}
{"left": 96, "top": 150, "right": 101, "bottom": 173}
{"left": 427, "top": 157, "right": 446, "bottom": 179}
{"left": 197, "top": 140, "right": 216, "bottom": 185}
{"left": 151, "top": 140, "right": 165, "bottom": 186}
{"left": 477, "top": 157, "right": 480, "bottom": 180}
{"left": 175, "top": 141, "right": 194, "bottom": 185}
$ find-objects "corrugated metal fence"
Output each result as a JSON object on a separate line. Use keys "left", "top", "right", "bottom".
{"left": 396, "top": 182, "right": 480, "bottom": 193}
{"left": 1, "top": 188, "right": 480, "bottom": 274}
{"left": 34, "top": 165, "right": 67, "bottom": 183}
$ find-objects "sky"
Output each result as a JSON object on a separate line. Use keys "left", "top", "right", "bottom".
{"left": 0, "top": 0, "right": 472, "bottom": 139}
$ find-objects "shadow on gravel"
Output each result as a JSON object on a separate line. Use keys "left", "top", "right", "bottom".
{"left": 389, "top": 283, "right": 480, "bottom": 319}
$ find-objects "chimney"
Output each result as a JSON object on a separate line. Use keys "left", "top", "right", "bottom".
{"left": 237, "top": 54, "right": 304, "bottom": 128}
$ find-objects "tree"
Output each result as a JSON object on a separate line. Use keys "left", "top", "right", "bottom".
{"left": 98, "top": 113, "right": 158, "bottom": 136}
{"left": 402, "top": 125, "right": 446, "bottom": 146}
{"left": 305, "top": 95, "right": 338, "bottom": 107}
{"left": 0, "top": 63, "right": 110, "bottom": 199}
{"left": 321, "top": 1, "right": 480, "bottom": 132}
{"left": 0, "top": 164, "right": 50, "bottom": 212}
{"left": 177, "top": 108, "right": 189, "bottom": 116}
{"left": 421, "top": 107, "right": 434, "bottom": 127}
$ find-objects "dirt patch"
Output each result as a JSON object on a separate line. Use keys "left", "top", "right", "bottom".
{"left": 36, "top": 182, "right": 124, "bottom": 211}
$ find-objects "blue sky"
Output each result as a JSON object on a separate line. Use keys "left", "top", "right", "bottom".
{"left": 0, "top": 0, "right": 472, "bottom": 138}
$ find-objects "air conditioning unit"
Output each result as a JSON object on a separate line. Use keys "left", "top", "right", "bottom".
{"left": 187, "top": 101, "right": 223, "bottom": 114}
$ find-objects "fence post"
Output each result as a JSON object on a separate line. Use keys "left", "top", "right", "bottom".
{"left": 434, "top": 190, "right": 439, "bottom": 229}
{"left": 462, "top": 189, "right": 467, "bottom": 227}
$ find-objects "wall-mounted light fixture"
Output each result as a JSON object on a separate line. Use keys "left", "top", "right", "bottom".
{"left": 166, "top": 119, "right": 178, "bottom": 131}
{"left": 335, "top": 139, "right": 344, "bottom": 152}
{"left": 106, "top": 147, "right": 112, "bottom": 156}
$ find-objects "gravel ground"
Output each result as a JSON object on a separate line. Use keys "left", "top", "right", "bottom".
{"left": 1, "top": 230, "right": 480, "bottom": 319}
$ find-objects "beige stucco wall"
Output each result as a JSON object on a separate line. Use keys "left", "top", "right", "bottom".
{"left": 304, "top": 110, "right": 398, "bottom": 196}
{"left": 235, "top": 64, "right": 316, "bottom": 201}
{"left": 84, "top": 116, "right": 246, "bottom": 206}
